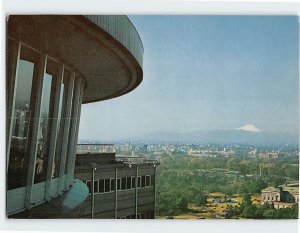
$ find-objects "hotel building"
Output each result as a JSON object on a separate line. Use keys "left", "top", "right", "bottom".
{"left": 6, "top": 15, "right": 146, "bottom": 218}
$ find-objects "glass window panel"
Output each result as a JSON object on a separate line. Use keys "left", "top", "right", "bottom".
{"left": 99, "top": 179, "right": 104, "bottom": 193}
{"left": 121, "top": 177, "right": 126, "bottom": 190}
{"left": 34, "top": 73, "right": 53, "bottom": 183}
{"left": 137, "top": 176, "right": 141, "bottom": 188}
{"left": 110, "top": 178, "right": 115, "bottom": 191}
{"left": 7, "top": 58, "right": 35, "bottom": 190}
{"left": 141, "top": 175, "right": 145, "bottom": 187}
{"left": 94, "top": 180, "right": 99, "bottom": 193}
{"left": 126, "top": 177, "right": 131, "bottom": 189}
{"left": 33, "top": 58, "right": 62, "bottom": 184}
{"left": 145, "top": 175, "right": 150, "bottom": 187}
{"left": 6, "top": 39, "right": 18, "bottom": 143}
{"left": 104, "top": 178, "right": 110, "bottom": 192}
{"left": 53, "top": 69, "right": 70, "bottom": 178}
{"left": 117, "top": 178, "right": 121, "bottom": 190}
{"left": 131, "top": 177, "right": 136, "bottom": 188}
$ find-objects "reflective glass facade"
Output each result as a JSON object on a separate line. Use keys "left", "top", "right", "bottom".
{"left": 6, "top": 39, "right": 85, "bottom": 215}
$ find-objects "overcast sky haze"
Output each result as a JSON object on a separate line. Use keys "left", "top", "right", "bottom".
{"left": 79, "top": 16, "right": 299, "bottom": 141}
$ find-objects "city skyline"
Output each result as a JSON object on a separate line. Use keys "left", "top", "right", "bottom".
{"left": 79, "top": 16, "right": 299, "bottom": 141}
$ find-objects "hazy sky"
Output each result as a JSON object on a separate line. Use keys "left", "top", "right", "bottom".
{"left": 79, "top": 16, "right": 299, "bottom": 141}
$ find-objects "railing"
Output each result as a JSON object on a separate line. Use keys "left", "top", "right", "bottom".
{"left": 115, "top": 156, "right": 160, "bottom": 166}
{"left": 84, "top": 15, "right": 144, "bottom": 68}
{"left": 115, "top": 156, "right": 146, "bottom": 164}
{"left": 77, "top": 144, "right": 116, "bottom": 154}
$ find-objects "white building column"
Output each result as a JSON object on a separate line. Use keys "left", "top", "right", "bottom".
{"left": 65, "top": 78, "right": 83, "bottom": 188}
{"left": 57, "top": 72, "right": 75, "bottom": 194}
{"left": 44, "top": 64, "right": 64, "bottom": 201}
{"left": 66, "top": 79, "right": 84, "bottom": 187}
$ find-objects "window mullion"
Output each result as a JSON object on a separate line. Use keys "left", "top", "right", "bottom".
{"left": 67, "top": 80, "right": 84, "bottom": 187}
{"left": 57, "top": 72, "right": 75, "bottom": 194}
{"left": 65, "top": 78, "right": 82, "bottom": 188}
{"left": 135, "top": 166, "right": 138, "bottom": 218}
{"left": 114, "top": 167, "right": 118, "bottom": 219}
{"left": 6, "top": 40, "right": 21, "bottom": 170}
{"left": 44, "top": 64, "right": 64, "bottom": 201}
{"left": 153, "top": 166, "right": 157, "bottom": 219}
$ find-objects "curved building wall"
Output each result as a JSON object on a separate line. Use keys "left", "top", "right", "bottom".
{"left": 6, "top": 38, "right": 85, "bottom": 215}
{"left": 7, "top": 15, "right": 144, "bottom": 104}
{"left": 6, "top": 15, "right": 144, "bottom": 216}
{"left": 84, "top": 15, "right": 143, "bottom": 68}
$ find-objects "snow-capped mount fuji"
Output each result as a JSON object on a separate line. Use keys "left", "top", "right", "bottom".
{"left": 133, "top": 125, "right": 297, "bottom": 145}
{"left": 236, "top": 124, "right": 260, "bottom": 133}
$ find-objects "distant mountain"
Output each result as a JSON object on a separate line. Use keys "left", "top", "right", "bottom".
{"left": 236, "top": 124, "right": 260, "bottom": 132}
{"left": 132, "top": 129, "right": 298, "bottom": 145}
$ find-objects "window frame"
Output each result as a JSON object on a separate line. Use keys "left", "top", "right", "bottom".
{"left": 121, "top": 177, "right": 127, "bottom": 190}
{"left": 145, "top": 175, "right": 150, "bottom": 187}
{"left": 131, "top": 177, "right": 136, "bottom": 189}
{"left": 94, "top": 180, "right": 99, "bottom": 193}
{"left": 117, "top": 178, "right": 121, "bottom": 191}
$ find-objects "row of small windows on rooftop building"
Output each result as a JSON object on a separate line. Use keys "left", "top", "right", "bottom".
{"left": 85, "top": 175, "right": 155, "bottom": 194}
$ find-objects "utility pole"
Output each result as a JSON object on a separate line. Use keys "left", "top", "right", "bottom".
{"left": 90, "top": 163, "right": 97, "bottom": 219}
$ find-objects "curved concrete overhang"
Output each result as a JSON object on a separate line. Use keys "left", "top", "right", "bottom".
{"left": 7, "top": 15, "right": 144, "bottom": 104}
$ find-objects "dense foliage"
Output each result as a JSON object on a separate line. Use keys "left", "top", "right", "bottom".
{"left": 156, "top": 155, "right": 298, "bottom": 218}
{"left": 225, "top": 194, "right": 298, "bottom": 219}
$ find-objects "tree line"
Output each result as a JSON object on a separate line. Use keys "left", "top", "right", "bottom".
{"left": 156, "top": 155, "right": 298, "bottom": 218}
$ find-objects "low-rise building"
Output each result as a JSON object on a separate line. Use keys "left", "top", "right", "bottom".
{"left": 258, "top": 152, "right": 279, "bottom": 159}
{"left": 261, "top": 187, "right": 281, "bottom": 202}
{"left": 261, "top": 182, "right": 299, "bottom": 209}
{"left": 74, "top": 145, "right": 159, "bottom": 219}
